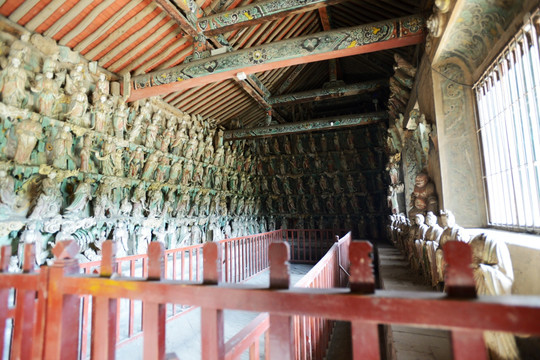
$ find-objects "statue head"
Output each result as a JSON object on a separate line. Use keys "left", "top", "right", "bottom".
{"left": 425, "top": 211, "right": 437, "bottom": 226}
{"left": 414, "top": 213, "right": 425, "bottom": 225}
{"left": 469, "top": 233, "right": 487, "bottom": 266}
{"left": 415, "top": 172, "right": 429, "bottom": 188}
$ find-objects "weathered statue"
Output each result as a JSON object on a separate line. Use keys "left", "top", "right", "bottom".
{"left": 20, "top": 222, "right": 43, "bottom": 265}
{"left": 470, "top": 234, "right": 519, "bottom": 360}
{"left": 128, "top": 114, "right": 144, "bottom": 144}
{"left": 93, "top": 179, "right": 114, "bottom": 218}
{"left": 141, "top": 151, "right": 161, "bottom": 181}
{"left": 94, "top": 140, "right": 116, "bottom": 176}
{"left": 0, "top": 168, "right": 16, "bottom": 219}
{"left": 79, "top": 133, "right": 94, "bottom": 172}
{"left": 160, "top": 127, "right": 174, "bottom": 153}
{"left": 14, "top": 119, "right": 42, "bottom": 164}
{"left": 332, "top": 173, "right": 342, "bottom": 193}
{"left": 422, "top": 211, "right": 443, "bottom": 284}
{"left": 411, "top": 214, "right": 429, "bottom": 270}
{"left": 147, "top": 188, "right": 163, "bottom": 218}
{"left": 113, "top": 221, "right": 129, "bottom": 257}
{"left": 119, "top": 196, "right": 132, "bottom": 217}
{"left": 136, "top": 225, "right": 152, "bottom": 255}
{"left": 93, "top": 72, "right": 109, "bottom": 103}
{"left": 66, "top": 82, "right": 88, "bottom": 127}
{"left": 92, "top": 95, "right": 112, "bottom": 134}
{"left": 169, "top": 159, "right": 182, "bottom": 183}
{"left": 31, "top": 58, "right": 61, "bottom": 117}
{"left": 128, "top": 147, "right": 145, "bottom": 178}
{"left": 29, "top": 171, "right": 63, "bottom": 220}
{"left": 181, "top": 159, "right": 193, "bottom": 185}
{"left": 171, "top": 127, "right": 188, "bottom": 156}
{"left": 155, "top": 155, "right": 170, "bottom": 183}
{"left": 435, "top": 210, "right": 467, "bottom": 286}
{"left": 0, "top": 54, "right": 27, "bottom": 107}
{"left": 131, "top": 182, "right": 147, "bottom": 218}
{"left": 145, "top": 115, "right": 159, "bottom": 149}
{"left": 410, "top": 172, "right": 438, "bottom": 217}
{"left": 64, "top": 178, "right": 93, "bottom": 218}
{"left": 113, "top": 102, "right": 129, "bottom": 139}
{"left": 52, "top": 126, "right": 75, "bottom": 169}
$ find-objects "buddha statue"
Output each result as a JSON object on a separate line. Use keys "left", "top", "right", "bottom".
{"left": 422, "top": 211, "right": 443, "bottom": 285}
{"left": 409, "top": 172, "right": 438, "bottom": 217}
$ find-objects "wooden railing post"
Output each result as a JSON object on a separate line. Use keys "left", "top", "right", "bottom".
{"left": 144, "top": 242, "right": 166, "bottom": 360}
{"left": 43, "top": 240, "right": 81, "bottom": 360}
{"left": 11, "top": 243, "right": 36, "bottom": 360}
{"left": 91, "top": 240, "right": 118, "bottom": 360}
{"left": 0, "top": 246, "right": 11, "bottom": 358}
{"left": 268, "top": 242, "right": 293, "bottom": 360}
{"left": 444, "top": 241, "right": 487, "bottom": 360}
{"left": 349, "top": 241, "right": 380, "bottom": 360}
{"left": 202, "top": 241, "right": 225, "bottom": 359}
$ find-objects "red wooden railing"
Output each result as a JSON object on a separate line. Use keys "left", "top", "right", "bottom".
{"left": 220, "top": 232, "right": 352, "bottom": 360}
{"left": 3, "top": 237, "right": 540, "bottom": 360}
{"left": 77, "top": 229, "right": 340, "bottom": 358}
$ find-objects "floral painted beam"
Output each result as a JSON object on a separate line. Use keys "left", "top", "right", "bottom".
{"left": 268, "top": 79, "right": 387, "bottom": 105}
{"left": 129, "top": 14, "right": 425, "bottom": 101}
{"left": 223, "top": 111, "right": 388, "bottom": 140}
{"left": 197, "top": 0, "right": 347, "bottom": 36}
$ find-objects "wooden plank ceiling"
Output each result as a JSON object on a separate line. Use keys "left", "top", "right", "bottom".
{"left": 0, "top": 0, "right": 429, "bottom": 128}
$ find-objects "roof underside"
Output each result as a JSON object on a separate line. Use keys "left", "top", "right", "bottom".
{"left": 0, "top": 0, "right": 430, "bottom": 128}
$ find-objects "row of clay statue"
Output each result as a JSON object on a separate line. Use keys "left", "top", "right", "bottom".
{"left": 261, "top": 149, "right": 381, "bottom": 175}
{"left": 388, "top": 211, "right": 519, "bottom": 360}
{"left": 0, "top": 168, "right": 262, "bottom": 223}
{"left": 264, "top": 192, "right": 383, "bottom": 216}
{"left": 260, "top": 172, "right": 382, "bottom": 196}
{"left": 257, "top": 128, "right": 384, "bottom": 156}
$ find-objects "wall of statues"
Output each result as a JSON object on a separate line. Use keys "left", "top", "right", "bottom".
{"left": 254, "top": 124, "right": 388, "bottom": 239}
{"left": 0, "top": 30, "right": 265, "bottom": 268}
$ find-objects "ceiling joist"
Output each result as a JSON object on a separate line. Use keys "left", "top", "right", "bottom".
{"left": 129, "top": 14, "right": 426, "bottom": 101}
{"left": 223, "top": 111, "right": 388, "bottom": 140}
{"left": 268, "top": 79, "right": 387, "bottom": 105}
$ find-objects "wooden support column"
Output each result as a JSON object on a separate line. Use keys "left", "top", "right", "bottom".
{"left": 349, "top": 241, "right": 379, "bottom": 360}
{"left": 268, "top": 79, "right": 386, "bottom": 105}
{"left": 129, "top": 14, "right": 426, "bottom": 100}
{"left": 268, "top": 242, "right": 293, "bottom": 360}
{"left": 202, "top": 242, "right": 225, "bottom": 359}
{"left": 224, "top": 111, "right": 387, "bottom": 140}
{"left": 197, "top": 0, "right": 349, "bottom": 36}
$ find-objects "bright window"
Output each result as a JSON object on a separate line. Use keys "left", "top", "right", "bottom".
{"left": 474, "top": 13, "right": 540, "bottom": 232}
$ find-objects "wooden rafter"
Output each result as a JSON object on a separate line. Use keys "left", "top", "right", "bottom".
{"left": 223, "top": 111, "right": 387, "bottom": 140}
{"left": 129, "top": 14, "right": 426, "bottom": 101}
{"left": 197, "top": 0, "right": 348, "bottom": 36}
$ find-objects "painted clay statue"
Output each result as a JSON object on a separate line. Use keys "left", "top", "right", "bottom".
{"left": 92, "top": 95, "right": 112, "bottom": 134}
{"left": 145, "top": 116, "right": 159, "bottom": 149}
{"left": 66, "top": 82, "right": 88, "bottom": 127}
{"left": 64, "top": 178, "right": 93, "bottom": 218}
{"left": 470, "top": 234, "right": 519, "bottom": 360}
{"left": 14, "top": 119, "right": 42, "bottom": 164}
{"left": 29, "top": 171, "right": 63, "bottom": 219}
{"left": 94, "top": 140, "right": 116, "bottom": 176}
{"left": 128, "top": 147, "right": 145, "bottom": 178}
{"left": 0, "top": 169, "right": 16, "bottom": 218}
{"left": 128, "top": 114, "right": 144, "bottom": 144}
{"left": 435, "top": 210, "right": 467, "bottom": 285}
{"left": 141, "top": 151, "right": 161, "bottom": 181}
{"left": 422, "top": 211, "right": 443, "bottom": 284}
{"left": 0, "top": 54, "right": 27, "bottom": 108}
{"left": 410, "top": 172, "right": 438, "bottom": 216}
{"left": 52, "top": 126, "right": 75, "bottom": 170}
{"left": 113, "top": 102, "right": 129, "bottom": 139}
{"left": 31, "top": 58, "right": 61, "bottom": 117}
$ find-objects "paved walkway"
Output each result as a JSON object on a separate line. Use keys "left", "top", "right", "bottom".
{"left": 377, "top": 245, "right": 452, "bottom": 360}
{"left": 116, "top": 263, "right": 313, "bottom": 360}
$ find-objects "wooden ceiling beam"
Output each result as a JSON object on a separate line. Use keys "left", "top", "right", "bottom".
{"left": 155, "top": 0, "right": 199, "bottom": 37}
{"left": 223, "top": 111, "right": 387, "bottom": 140}
{"left": 197, "top": 0, "right": 348, "bottom": 37}
{"left": 269, "top": 79, "right": 387, "bottom": 105}
{"left": 130, "top": 14, "right": 425, "bottom": 101}
{"left": 275, "top": 64, "right": 307, "bottom": 95}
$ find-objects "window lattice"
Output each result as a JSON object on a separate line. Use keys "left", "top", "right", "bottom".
{"left": 474, "top": 13, "right": 540, "bottom": 232}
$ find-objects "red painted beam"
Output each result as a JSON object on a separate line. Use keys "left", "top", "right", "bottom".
{"left": 129, "top": 17, "right": 425, "bottom": 101}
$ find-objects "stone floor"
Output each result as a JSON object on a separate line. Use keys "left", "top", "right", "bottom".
{"left": 377, "top": 244, "right": 452, "bottom": 360}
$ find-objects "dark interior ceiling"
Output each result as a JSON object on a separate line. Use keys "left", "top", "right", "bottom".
{"left": 0, "top": 0, "right": 432, "bottom": 128}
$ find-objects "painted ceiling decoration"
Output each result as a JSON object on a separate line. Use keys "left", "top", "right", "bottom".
{"left": 0, "top": 0, "right": 430, "bottom": 127}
